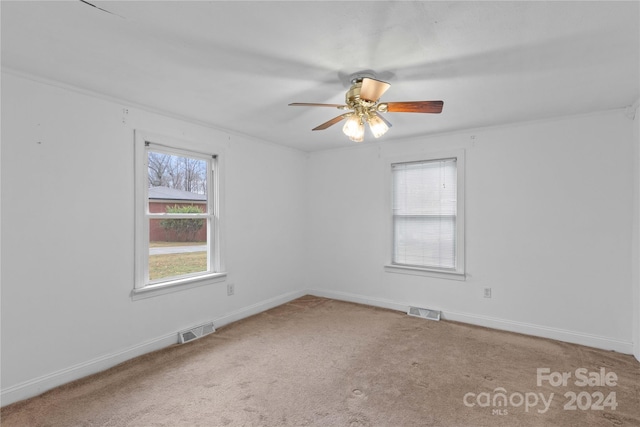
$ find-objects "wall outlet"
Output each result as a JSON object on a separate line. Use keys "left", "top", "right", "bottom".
{"left": 484, "top": 287, "right": 492, "bottom": 298}
{"left": 227, "top": 283, "right": 234, "bottom": 296}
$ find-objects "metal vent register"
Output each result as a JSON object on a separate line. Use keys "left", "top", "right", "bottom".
{"left": 179, "top": 321, "right": 215, "bottom": 344}
{"left": 408, "top": 306, "right": 441, "bottom": 321}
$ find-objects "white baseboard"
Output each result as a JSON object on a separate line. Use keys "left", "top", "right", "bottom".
{"left": 1, "top": 289, "right": 306, "bottom": 407}
{"left": 212, "top": 289, "right": 306, "bottom": 328}
{"left": 0, "top": 333, "right": 178, "bottom": 407}
{"left": 309, "top": 288, "right": 409, "bottom": 312}
{"left": 307, "top": 288, "right": 634, "bottom": 355}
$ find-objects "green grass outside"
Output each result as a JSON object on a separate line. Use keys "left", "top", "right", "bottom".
{"left": 149, "top": 242, "right": 207, "bottom": 281}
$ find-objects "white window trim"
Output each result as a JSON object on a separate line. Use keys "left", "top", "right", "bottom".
{"left": 133, "top": 130, "right": 226, "bottom": 299}
{"left": 383, "top": 149, "right": 465, "bottom": 280}
{"left": 131, "top": 272, "right": 227, "bottom": 300}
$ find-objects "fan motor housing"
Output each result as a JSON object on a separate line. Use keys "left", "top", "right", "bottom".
{"left": 345, "top": 81, "right": 362, "bottom": 107}
{"left": 345, "top": 80, "right": 376, "bottom": 110}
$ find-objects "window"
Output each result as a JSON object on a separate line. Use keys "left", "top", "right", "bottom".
{"left": 134, "top": 132, "right": 225, "bottom": 298}
{"left": 386, "top": 151, "right": 465, "bottom": 279}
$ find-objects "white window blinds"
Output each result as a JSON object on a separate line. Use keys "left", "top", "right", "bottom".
{"left": 392, "top": 158, "right": 458, "bottom": 270}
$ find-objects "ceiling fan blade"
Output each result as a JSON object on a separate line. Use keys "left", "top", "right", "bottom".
{"left": 312, "top": 114, "right": 349, "bottom": 131}
{"left": 289, "top": 103, "right": 347, "bottom": 108}
{"left": 383, "top": 101, "right": 444, "bottom": 113}
{"left": 360, "top": 78, "right": 391, "bottom": 102}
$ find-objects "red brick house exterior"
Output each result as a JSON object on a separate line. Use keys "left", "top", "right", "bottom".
{"left": 148, "top": 186, "right": 207, "bottom": 242}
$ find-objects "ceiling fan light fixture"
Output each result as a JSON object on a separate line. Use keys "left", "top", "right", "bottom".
{"left": 349, "top": 131, "right": 365, "bottom": 142}
{"left": 348, "top": 123, "right": 365, "bottom": 142}
{"left": 367, "top": 114, "right": 389, "bottom": 138}
{"left": 342, "top": 114, "right": 364, "bottom": 139}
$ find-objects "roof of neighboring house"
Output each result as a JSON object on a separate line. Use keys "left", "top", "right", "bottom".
{"left": 148, "top": 186, "right": 206, "bottom": 201}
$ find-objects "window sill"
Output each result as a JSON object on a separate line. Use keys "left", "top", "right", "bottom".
{"left": 384, "top": 265, "right": 466, "bottom": 281}
{"left": 131, "top": 272, "right": 227, "bottom": 300}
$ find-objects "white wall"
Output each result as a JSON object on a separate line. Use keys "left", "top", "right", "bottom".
{"left": 308, "top": 111, "right": 635, "bottom": 353}
{"left": 0, "top": 72, "right": 308, "bottom": 403}
{"left": 632, "top": 101, "right": 640, "bottom": 362}
{"left": 2, "top": 71, "right": 638, "bottom": 406}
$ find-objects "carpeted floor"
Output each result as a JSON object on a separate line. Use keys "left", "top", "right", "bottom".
{"left": 2, "top": 296, "right": 639, "bottom": 426}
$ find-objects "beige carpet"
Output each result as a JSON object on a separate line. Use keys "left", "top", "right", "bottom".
{"left": 2, "top": 296, "right": 639, "bottom": 426}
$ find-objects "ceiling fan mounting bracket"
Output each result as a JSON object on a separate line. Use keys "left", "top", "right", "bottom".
{"left": 348, "top": 71, "right": 377, "bottom": 85}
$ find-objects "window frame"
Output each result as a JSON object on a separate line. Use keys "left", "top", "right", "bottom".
{"left": 133, "top": 131, "right": 226, "bottom": 299}
{"left": 384, "top": 150, "right": 465, "bottom": 280}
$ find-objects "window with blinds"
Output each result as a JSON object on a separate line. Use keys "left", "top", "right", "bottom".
{"left": 392, "top": 158, "right": 458, "bottom": 270}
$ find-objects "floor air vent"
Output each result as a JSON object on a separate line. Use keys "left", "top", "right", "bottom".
{"left": 408, "top": 306, "right": 441, "bottom": 321}
{"left": 179, "top": 321, "right": 215, "bottom": 344}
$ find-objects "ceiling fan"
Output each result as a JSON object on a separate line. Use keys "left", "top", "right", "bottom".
{"left": 289, "top": 73, "right": 444, "bottom": 142}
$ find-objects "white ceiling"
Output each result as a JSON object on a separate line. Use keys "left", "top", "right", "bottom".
{"left": 2, "top": 1, "right": 639, "bottom": 152}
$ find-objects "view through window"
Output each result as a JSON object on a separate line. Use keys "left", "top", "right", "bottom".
{"left": 134, "top": 133, "right": 222, "bottom": 293}
{"left": 147, "top": 149, "right": 211, "bottom": 282}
